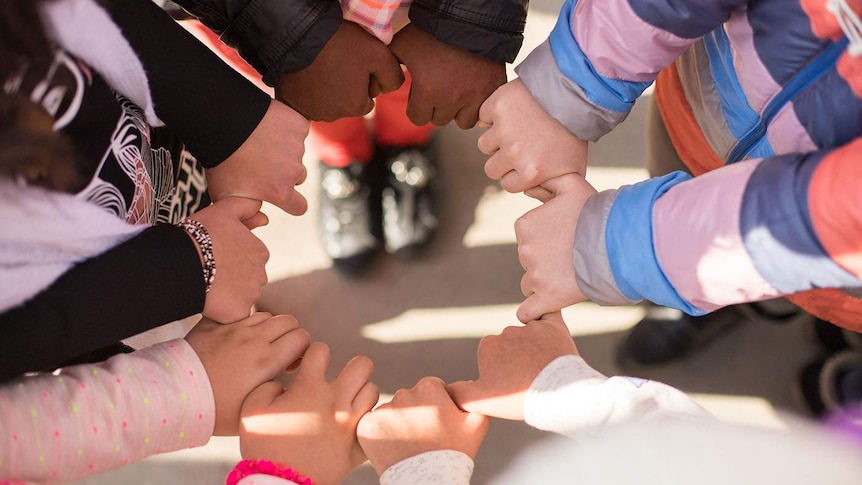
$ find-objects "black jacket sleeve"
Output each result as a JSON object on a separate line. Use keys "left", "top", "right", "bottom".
{"left": 98, "top": 0, "right": 272, "bottom": 168}
{"left": 171, "top": 0, "right": 344, "bottom": 86}
{"left": 409, "top": 0, "right": 529, "bottom": 63}
{"left": 0, "top": 225, "right": 205, "bottom": 384}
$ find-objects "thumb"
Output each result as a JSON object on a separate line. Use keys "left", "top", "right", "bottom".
{"left": 537, "top": 310, "right": 564, "bottom": 325}
{"left": 516, "top": 294, "right": 547, "bottom": 324}
{"left": 369, "top": 76, "right": 383, "bottom": 98}
{"left": 524, "top": 185, "right": 554, "bottom": 203}
{"left": 221, "top": 196, "right": 264, "bottom": 222}
{"left": 477, "top": 90, "right": 499, "bottom": 128}
{"left": 371, "top": 63, "right": 405, "bottom": 95}
{"left": 243, "top": 210, "right": 269, "bottom": 230}
{"left": 447, "top": 380, "right": 485, "bottom": 413}
{"left": 538, "top": 173, "right": 584, "bottom": 197}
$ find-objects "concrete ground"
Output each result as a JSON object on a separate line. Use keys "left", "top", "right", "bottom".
{"left": 72, "top": 1, "right": 831, "bottom": 483}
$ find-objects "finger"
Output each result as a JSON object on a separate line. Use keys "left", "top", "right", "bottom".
{"left": 430, "top": 103, "right": 459, "bottom": 127}
{"left": 271, "top": 327, "right": 311, "bottom": 359}
{"left": 477, "top": 92, "right": 498, "bottom": 130}
{"left": 406, "top": 89, "right": 434, "bottom": 127}
{"left": 453, "top": 103, "right": 481, "bottom": 130}
{"left": 514, "top": 219, "right": 530, "bottom": 266}
{"left": 371, "top": 62, "right": 406, "bottom": 95}
{"left": 476, "top": 129, "right": 500, "bottom": 157}
{"left": 353, "top": 381, "right": 380, "bottom": 413}
{"left": 517, "top": 294, "right": 548, "bottom": 324}
{"left": 538, "top": 310, "right": 564, "bottom": 324}
{"left": 295, "top": 164, "right": 308, "bottom": 186}
{"left": 243, "top": 380, "right": 284, "bottom": 410}
{"left": 254, "top": 313, "right": 300, "bottom": 338}
{"left": 413, "top": 376, "right": 450, "bottom": 406}
{"left": 243, "top": 210, "right": 269, "bottom": 230}
{"left": 540, "top": 173, "right": 585, "bottom": 197}
{"left": 500, "top": 170, "right": 530, "bottom": 194}
{"left": 239, "top": 312, "right": 274, "bottom": 327}
{"left": 296, "top": 341, "right": 331, "bottom": 383}
{"left": 476, "top": 119, "right": 491, "bottom": 129}
{"left": 335, "top": 355, "right": 375, "bottom": 397}
{"left": 483, "top": 154, "right": 512, "bottom": 184}
{"left": 278, "top": 190, "right": 309, "bottom": 217}
{"left": 415, "top": 375, "right": 446, "bottom": 392}
{"left": 524, "top": 186, "right": 554, "bottom": 202}
{"left": 519, "top": 269, "right": 533, "bottom": 296}
{"left": 369, "top": 76, "right": 382, "bottom": 98}
{"left": 446, "top": 380, "right": 484, "bottom": 412}
{"left": 224, "top": 196, "right": 264, "bottom": 222}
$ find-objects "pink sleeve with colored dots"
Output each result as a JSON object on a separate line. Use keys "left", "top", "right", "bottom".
{"left": 0, "top": 339, "right": 215, "bottom": 483}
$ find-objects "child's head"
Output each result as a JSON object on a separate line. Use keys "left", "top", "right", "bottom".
{"left": 0, "top": 0, "right": 87, "bottom": 193}
{"left": 0, "top": 93, "right": 85, "bottom": 192}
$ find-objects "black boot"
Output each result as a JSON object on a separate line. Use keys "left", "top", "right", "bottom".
{"left": 318, "top": 160, "right": 382, "bottom": 276}
{"left": 378, "top": 143, "right": 440, "bottom": 258}
{"left": 616, "top": 305, "right": 746, "bottom": 367}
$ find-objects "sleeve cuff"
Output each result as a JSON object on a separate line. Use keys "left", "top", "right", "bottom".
{"left": 380, "top": 450, "right": 474, "bottom": 485}
{"left": 516, "top": 41, "right": 625, "bottom": 142}
{"left": 409, "top": 1, "right": 525, "bottom": 63}
{"left": 145, "top": 339, "right": 216, "bottom": 446}
{"left": 524, "top": 355, "right": 608, "bottom": 434}
{"left": 223, "top": 0, "right": 343, "bottom": 85}
{"left": 525, "top": 355, "right": 711, "bottom": 436}
{"left": 574, "top": 189, "right": 638, "bottom": 306}
{"left": 605, "top": 172, "right": 706, "bottom": 315}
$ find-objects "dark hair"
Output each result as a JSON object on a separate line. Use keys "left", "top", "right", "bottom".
{"left": 0, "top": 0, "right": 86, "bottom": 193}
{"left": 0, "top": 0, "right": 53, "bottom": 82}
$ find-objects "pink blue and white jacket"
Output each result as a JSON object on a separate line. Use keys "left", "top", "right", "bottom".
{"left": 516, "top": 0, "right": 862, "bottom": 329}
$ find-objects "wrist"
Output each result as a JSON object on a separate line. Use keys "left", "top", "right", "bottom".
{"left": 176, "top": 219, "right": 216, "bottom": 293}
{"left": 227, "top": 459, "right": 314, "bottom": 485}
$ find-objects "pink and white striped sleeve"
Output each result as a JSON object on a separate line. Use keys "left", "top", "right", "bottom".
{"left": 0, "top": 339, "right": 214, "bottom": 484}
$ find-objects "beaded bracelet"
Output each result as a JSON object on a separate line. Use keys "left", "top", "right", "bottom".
{"left": 226, "top": 459, "right": 314, "bottom": 485}
{"left": 176, "top": 219, "right": 216, "bottom": 293}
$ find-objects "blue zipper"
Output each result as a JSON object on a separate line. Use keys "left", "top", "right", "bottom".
{"left": 726, "top": 38, "right": 849, "bottom": 164}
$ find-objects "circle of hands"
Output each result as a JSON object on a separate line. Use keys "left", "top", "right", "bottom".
{"left": 190, "top": 20, "right": 596, "bottom": 484}
{"left": 186, "top": 308, "right": 579, "bottom": 485}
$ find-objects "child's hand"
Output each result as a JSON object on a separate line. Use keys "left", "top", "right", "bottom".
{"left": 239, "top": 342, "right": 379, "bottom": 485}
{"left": 185, "top": 312, "right": 311, "bottom": 436}
{"left": 389, "top": 24, "right": 506, "bottom": 129}
{"left": 478, "top": 79, "right": 588, "bottom": 197}
{"left": 357, "top": 377, "right": 489, "bottom": 476}
{"left": 206, "top": 99, "right": 310, "bottom": 216}
{"left": 448, "top": 311, "right": 577, "bottom": 420}
{"left": 187, "top": 197, "right": 270, "bottom": 324}
{"left": 514, "top": 174, "right": 596, "bottom": 323}
{"left": 275, "top": 22, "right": 404, "bottom": 122}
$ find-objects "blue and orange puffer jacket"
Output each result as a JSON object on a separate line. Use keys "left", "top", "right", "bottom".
{"left": 517, "top": 0, "right": 862, "bottom": 330}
